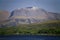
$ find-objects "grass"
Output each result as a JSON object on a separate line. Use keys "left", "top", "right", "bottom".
{"left": 0, "top": 20, "right": 60, "bottom": 35}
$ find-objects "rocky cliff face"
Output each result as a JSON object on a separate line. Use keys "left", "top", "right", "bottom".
{"left": 9, "top": 7, "right": 49, "bottom": 24}
{"left": 9, "top": 7, "right": 60, "bottom": 24}
{"left": 0, "top": 7, "right": 60, "bottom": 27}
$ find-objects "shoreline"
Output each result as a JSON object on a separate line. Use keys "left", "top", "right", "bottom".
{"left": 1, "top": 34, "right": 60, "bottom": 36}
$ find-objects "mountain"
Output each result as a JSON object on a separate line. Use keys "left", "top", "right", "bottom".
{"left": 0, "top": 7, "right": 60, "bottom": 27}
{"left": 0, "top": 11, "right": 10, "bottom": 23}
{"left": 48, "top": 12, "right": 60, "bottom": 20}
{"left": 9, "top": 7, "right": 60, "bottom": 24}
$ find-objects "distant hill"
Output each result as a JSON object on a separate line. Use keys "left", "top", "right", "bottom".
{"left": 0, "top": 7, "right": 60, "bottom": 26}
{"left": 0, "top": 11, "right": 9, "bottom": 23}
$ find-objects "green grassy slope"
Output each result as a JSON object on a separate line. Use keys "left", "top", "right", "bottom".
{"left": 0, "top": 20, "right": 60, "bottom": 35}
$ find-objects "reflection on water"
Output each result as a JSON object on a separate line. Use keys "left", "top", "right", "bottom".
{"left": 0, "top": 35, "right": 60, "bottom": 40}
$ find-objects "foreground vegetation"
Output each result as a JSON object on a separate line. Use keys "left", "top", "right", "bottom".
{"left": 0, "top": 20, "right": 60, "bottom": 35}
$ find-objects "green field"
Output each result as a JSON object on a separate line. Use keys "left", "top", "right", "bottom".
{"left": 0, "top": 20, "right": 60, "bottom": 35}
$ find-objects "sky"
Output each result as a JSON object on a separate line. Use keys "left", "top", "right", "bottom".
{"left": 0, "top": 0, "right": 60, "bottom": 13}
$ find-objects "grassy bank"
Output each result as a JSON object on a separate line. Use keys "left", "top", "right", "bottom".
{"left": 0, "top": 20, "right": 60, "bottom": 35}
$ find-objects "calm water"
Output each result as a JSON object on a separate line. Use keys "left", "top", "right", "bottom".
{"left": 0, "top": 35, "right": 60, "bottom": 40}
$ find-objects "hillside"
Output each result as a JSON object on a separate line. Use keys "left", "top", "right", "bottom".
{"left": 0, "top": 20, "right": 60, "bottom": 35}
{"left": 0, "top": 11, "right": 9, "bottom": 23}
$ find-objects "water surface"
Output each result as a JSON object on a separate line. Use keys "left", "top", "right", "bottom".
{"left": 0, "top": 35, "right": 60, "bottom": 40}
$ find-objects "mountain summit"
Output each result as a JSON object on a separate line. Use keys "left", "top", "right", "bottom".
{"left": 9, "top": 7, "right": 46, "bottom": 18}
{"left": 8, "top": 7, "right": 60, "bottom": 24}
{"left": 9, "top": 7, "right": 49, "bottom": 24}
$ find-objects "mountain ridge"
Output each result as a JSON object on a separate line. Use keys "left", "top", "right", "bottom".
{"left": 0, "top": 7, "right": 60, "bottom": 27}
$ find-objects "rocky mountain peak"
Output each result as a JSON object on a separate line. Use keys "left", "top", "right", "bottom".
{"left": 1, "top": 7, "right": 60, "bottom": 26}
